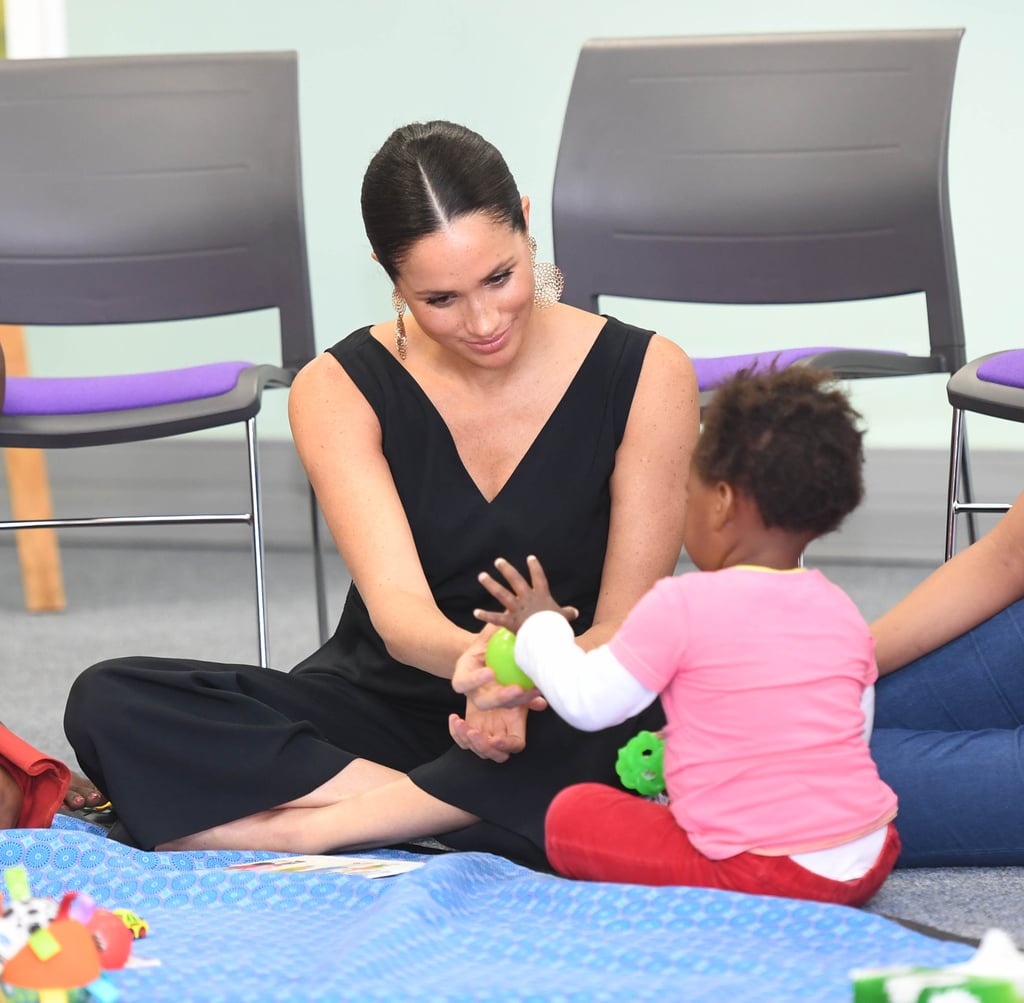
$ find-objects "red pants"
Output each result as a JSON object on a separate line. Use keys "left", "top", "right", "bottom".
{"left": 545, "top": 783, "right": 900, "bottom": 907}
{"left": 0, "top": 723, "right": 70, "bottom": 828}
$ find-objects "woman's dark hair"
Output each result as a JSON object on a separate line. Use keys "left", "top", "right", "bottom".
{"left": 360, "top": 120, "right": 526, "bottom": 280}
{"left": 694, "top": 366, "right": 865, "bottom": 536}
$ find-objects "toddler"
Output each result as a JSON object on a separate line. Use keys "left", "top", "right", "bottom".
{"left": 463, "top": 366, "right": 899, "bottom": 905}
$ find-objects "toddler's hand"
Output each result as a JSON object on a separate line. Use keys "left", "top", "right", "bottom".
{"left": 474, "top": 555, "right": 578, "bottom": 634}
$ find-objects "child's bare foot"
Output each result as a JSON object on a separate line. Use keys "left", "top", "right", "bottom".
{"left": 0, "top": 765, "right": 22, "bottom": 828}
{"left": 64, "top": 772, "right": 108, "bottom": 811}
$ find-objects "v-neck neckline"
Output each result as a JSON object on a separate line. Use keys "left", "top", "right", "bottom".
{"left": 368, "top": 322, "right": 608, "bottom": 505}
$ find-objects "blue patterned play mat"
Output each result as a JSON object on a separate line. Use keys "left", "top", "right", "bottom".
{"left": 0, "top": 817, "right": 971, "bottom": 1001}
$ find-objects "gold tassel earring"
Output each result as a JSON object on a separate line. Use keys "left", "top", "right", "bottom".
{"left": 391, "top": 288, "right": 408, "bottom": 361}
{"left": 529, "top": 235, "right": 565, "bottom": 309}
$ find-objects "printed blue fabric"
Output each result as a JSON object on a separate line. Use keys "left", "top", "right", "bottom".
{"left": 0, "top": 817, "right": 970, "bottom": 1002}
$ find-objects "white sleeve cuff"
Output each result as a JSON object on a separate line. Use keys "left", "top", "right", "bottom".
{"left": 513, "top": 611, "right": 658, "bottom": 731}
{"left": 861, "top": 684, "right": 875, "bottom": 743}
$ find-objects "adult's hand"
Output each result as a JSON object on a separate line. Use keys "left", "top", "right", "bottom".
{"left": 452, "top": 631, "right": 546, "bottom": 712}
{"left": 449, "top": 703, "right": 533, "bottom": 763}
{"left": 449, "top": 632, "right": 546, "bottom": 761}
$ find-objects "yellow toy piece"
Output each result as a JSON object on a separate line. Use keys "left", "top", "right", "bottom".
{"left": 110, "top": 910, "right": 147, "bottom": 940}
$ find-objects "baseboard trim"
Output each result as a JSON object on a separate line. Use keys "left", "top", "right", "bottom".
{"left": 0, "top": 439, "right": 1018, "bottom": 564}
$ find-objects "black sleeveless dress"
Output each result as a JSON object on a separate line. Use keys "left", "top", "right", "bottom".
{"left": 64, "top": 316, "right": 665, "bottom": 866}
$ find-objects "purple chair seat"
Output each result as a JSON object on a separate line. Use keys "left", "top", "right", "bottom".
{"left": 1, "top": 361, "right": 254, "bottom": 416}
{"left": 692, "top": 347, "right": 896, "bottom": 391}
{"left": 976, "top": 351, "right": 1024, "bottom": 390}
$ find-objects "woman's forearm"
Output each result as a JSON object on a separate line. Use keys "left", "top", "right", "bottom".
{"left": 369, "top": 590, "right": 478, "bottom": 679}
{"left": 871, "top": 497, "right": 1024, "bottom": 674}
{"left": 573, "top": 617, "right": 623, "bottom": 652}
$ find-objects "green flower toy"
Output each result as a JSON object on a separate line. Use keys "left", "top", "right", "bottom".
{"left": 615, "top": 730, "right": 665, "bottom": 797}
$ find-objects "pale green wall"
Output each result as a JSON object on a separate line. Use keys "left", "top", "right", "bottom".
{"left": 44, "top": 0, "right": 1024, "bottom": 450}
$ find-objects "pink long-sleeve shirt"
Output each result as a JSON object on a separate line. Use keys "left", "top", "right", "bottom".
{"left": 608, "top": 567, "right": 897, "bottom": 860}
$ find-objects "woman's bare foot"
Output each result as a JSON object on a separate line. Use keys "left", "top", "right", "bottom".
{"left": 64, "top": 772, "right": 108, "bottom": 811}
{"left": 0, "top": 766, "right": 23, "bottom": 828}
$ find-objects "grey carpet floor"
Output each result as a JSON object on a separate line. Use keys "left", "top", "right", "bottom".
{"left": 2, "top": 540, "right": 1021, "bottom": 949}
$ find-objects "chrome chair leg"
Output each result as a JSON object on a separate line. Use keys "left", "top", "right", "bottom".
{"left": 944, "top": 407, "right": 964, "bottom": 560}
{"left": 958, "top": 423, "right": 978, "bottom": 548}
{"left": 245, "top": 417, "right": 270, "bottom": 667}
{"left": 309, "top": 481, "right": 329, "bottom": 644}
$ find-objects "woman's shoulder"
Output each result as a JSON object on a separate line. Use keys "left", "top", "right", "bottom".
{"left": 548, "top": 309, "right": 697, "bottom": 418}
{"left": 319, "top": 325, "right": 403, "bottom": 394}
{"left": 308, "top": 324, "right": 408, "bottom": 417}
{"left": 599, "top": 313, "right": 655, "bottom": 341}
{"left": 592, "top": 314, "right": 697, "bottom": 406}
{"left": 324, "top": 325, "right": 376, "bottom": 363}
{"left": 596, "top": 313, "right": 692, "bottom": 369}
{"left": 291, "top": 325, "right": 382, "bottom": 404}
{"left": 289, "top": 327, "right": 392, "bottom": 443}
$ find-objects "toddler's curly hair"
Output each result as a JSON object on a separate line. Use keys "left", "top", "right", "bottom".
{"left": 694, "top": 366, "right": 864, "bottom": 536}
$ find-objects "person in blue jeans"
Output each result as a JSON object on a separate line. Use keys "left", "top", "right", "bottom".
{"left": 870, "top": 489, "right": 1024, "bottom": 866}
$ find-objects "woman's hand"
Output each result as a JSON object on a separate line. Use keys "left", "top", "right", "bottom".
{"left": 449, "top": 704, "right": 532, "bottom": 763}
{"left": 452, "top": 631, "right": 547, "bottom": 711}
{"left": 474, "top": 555, "right": 578, "bottom": 634}
{"left": 449, "top": 632, "right": 547, "bottom": 759}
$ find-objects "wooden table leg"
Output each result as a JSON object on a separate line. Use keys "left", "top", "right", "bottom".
{"left": 0, "top": 325, "right": 66, "bottom": 612}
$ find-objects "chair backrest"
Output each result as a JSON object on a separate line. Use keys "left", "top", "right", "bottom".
{"left": 552, "top": 30, "right": 966, "bottom": 372}
{"left": 0, "top": 51, "right": 315, "bottom": 373}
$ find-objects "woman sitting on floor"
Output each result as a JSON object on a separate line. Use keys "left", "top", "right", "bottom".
{"left": 61, "top": 119, "right": 699, "bottom": 861}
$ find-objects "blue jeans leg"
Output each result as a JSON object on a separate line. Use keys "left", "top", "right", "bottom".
{"left": 870, "top": 726, "right": 1024, "bottom": 866}
{"left": 872, "top": 597, "right": 1024, "bottom": 866}
{"left": 875, "top": 596, "right": 1024, "bottom": 729}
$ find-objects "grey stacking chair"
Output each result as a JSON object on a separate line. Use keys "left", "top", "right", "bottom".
{"left": 0, "top": 52, "right": 327, "bottom": 666}
{"left": 552, "top": 28, "right": 972, "bottom": 545}
{"left": 945, "top": 351, "right": 1024, "bottom": 557}
{"left": 553, "top": 29, "right": 967, "bottom": 393}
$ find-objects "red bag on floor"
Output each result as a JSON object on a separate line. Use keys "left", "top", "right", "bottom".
{"left": 0, "top": 724, "right": 70, "bottom": 828}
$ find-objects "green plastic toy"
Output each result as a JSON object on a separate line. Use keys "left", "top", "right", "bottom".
{"left": 485, "top": 628, "right": 535, "bottom": 688}
{"left": 615, "top": 730, "right": 665, "bottom": 796}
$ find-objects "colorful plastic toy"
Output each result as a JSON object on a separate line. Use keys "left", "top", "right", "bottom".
{"left": 485, "top": 628, "right": 535, "bottom": 689}
{"left": 615, "top": 730, "right": 665, "bottom": 796}
{"left": 0, "top": 866, "right": 142, "bottom": 1002}
{"left": 110, "top": 910, "right": 147, "bottom": 941}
